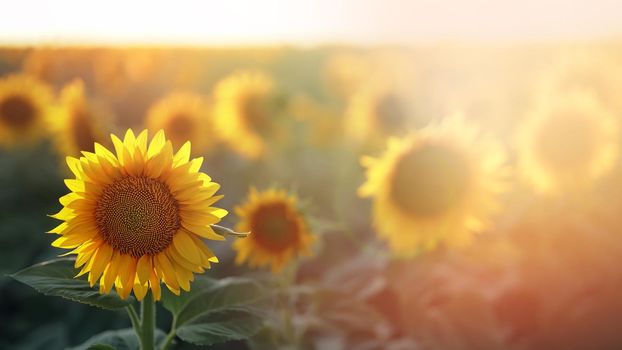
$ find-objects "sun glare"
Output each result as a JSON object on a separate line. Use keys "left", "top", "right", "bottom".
{"left": 2, "top": 0, "right": 622, "bottom": 45}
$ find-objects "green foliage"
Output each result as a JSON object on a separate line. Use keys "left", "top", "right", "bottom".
{"left": 10, "top": 258, "right": 134, "bottom": 310}
{"left": 162, "top": 276, "right": 270, "bottom": 346}
{"left": 211, "top": 224, "right": 250, "bottom": 238}
{"left": 68, "top": 328, "right": 166, "bottom": 350}
{"left": 10, "top": 323, "right": 69, "bottom": 350}
{"left": 175, "top": 310, "right": 264, "bottom": 346}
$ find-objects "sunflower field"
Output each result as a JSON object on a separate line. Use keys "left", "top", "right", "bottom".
{"left": 1, "top": 43, "right": 622, "bottom": 350}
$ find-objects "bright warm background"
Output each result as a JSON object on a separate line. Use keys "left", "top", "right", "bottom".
{"left": 2, "top": 1, "right": 622, "bottom": 350}
{"left": 2, "top": 0, "right": 622, "bottom": 45}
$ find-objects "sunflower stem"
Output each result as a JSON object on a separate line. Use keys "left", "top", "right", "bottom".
{"left": 160, "top": 316, "right": 177, "bottom": 350}
{"left": 139, "top": 291, "right": 156, "bottom": 350}
{"left": 279, "top": 262, "right": 300, "bottom": 347}
{"left": 126, "top": 305, "right": 142, "bottom": 338}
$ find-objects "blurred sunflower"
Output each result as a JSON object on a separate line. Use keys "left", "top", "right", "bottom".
{"left": 541, "top": 51, "right": 622, "bottom": 111}
{"left": 0, "top": 74, "right": 53, "bottom": 147}
{"left": 345, "top": 84, "right": 416, "bottom": 147}
{"left": 49, "top": 129, "right": 227, "bottom": 300}
{"left": 92, "top": 50, "right": 158, "bottom": 95}
{"left": 518, "top": 90, "right": 619, "bottom": 194}
{"left": 213, "top": 71, "right": 278, "bottom": 159}
{"left": 22, "top": 48, "right": 94, "bottom": 86}
{"left": 359, "top": 116, "right": 508, "bottom": 257}
{"left": 233, "top": 188, "right": 315, "bottom": 272}
{"left": 288, "top": 94, "right": 341, "bottom": 149}
{"left": 48, "top": 79, "right": 110, "bottom": 157}
{"left": 324, "top": 51, "right": 416, "bottom": 99}
{"left": 146, "top": 91, "right": 213, "bottom": 152}
{"left": 323, "top": 53, "right": 370, "bottom": 98}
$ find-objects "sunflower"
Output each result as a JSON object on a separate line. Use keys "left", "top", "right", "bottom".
{"left": 288, "top": 94, "right": 341, "bottom": 149}
{"left": 22, "top": 48, "right": 94, "bottom": 86}
{"left": 323, "top": 53, "right": 370, "bottom": 98}
{"left": 93, "top": 49, "right": 158, "bottom": 96}
{"left": 232, "top": 188, "right": 315, "bottom": 272}
{"left": 540, "top": 51, "right": 622, "bottom": 112}
{"left": 146, "top": 91, "right": 213, "bottom": 152}
{"left": 213, "top": 71, "right": 277, "bottom": 159}
{"left": 517, "top": 89, "right": 619, "bottom": 194}
{"left": 359, "top": 116, "right": 508, "bottom": 257}
{"left": 324, "top": 51, "right": 417, "bottom": 99}
{"left": 49, "top": 129, "right": 228, "bottom": 301}
{"left": 345, "top": 83, "right": 416, "bottom": 147}
{"left": 49, "top": 79, "right": 110, "bottom": 157}
{"left": 0, "top": 74, "right": 53, "bottom": 147}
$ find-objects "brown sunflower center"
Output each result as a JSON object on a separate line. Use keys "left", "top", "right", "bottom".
{"left": 535, "top": 113, "right": 597, "bottom": 172}
{"left": 375, "top": 93, "right": 409, "bottom": 135}
{"left": 390, "top": 143, "right": 471, "bottom": 217}
{"left": 95, "top": 176, "right": 180, "bottom": 257}
{"left": 242, "top": 94, "right": 271, "bottom": 134}
{"left": 250, "top": 202, "right": 300, "bottom": 252}
{"left": 71, "top": 110, "right": 96, "bottom": 152}
{"left": 0, "top": 95, "right": 36, "bottom": 129}
{"left": 167, "top": 113, "right": 194, "bottom": 145}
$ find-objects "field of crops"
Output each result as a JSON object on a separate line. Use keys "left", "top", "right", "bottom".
{"left": 1, "top": 44, "right": 622, "bottom": 349}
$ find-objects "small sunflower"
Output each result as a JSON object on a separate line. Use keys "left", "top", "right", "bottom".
{"left": 93, "top": 50, "right": 159, "bottom": 96}
{"left": 540, "top": 51, "right": 622, "bottom": 112}
{"left": 324, "top": 51, "right": 417, "bottom": 99}
{"left": 213, "top": 71, "right": 277, "bottom": 159}
{"left": 0, "top": 74, "right": 53, "bottom": 147}
{"left": 288, "top": 94, "right": 341, "bottom": 149}
{"left": 345, "top": 83, "right": 416, "bottom": 146}
{"left": 359, "top": 116, "right": 508, "bottom": 257}
{"left": 323, "top": 53, "right": 370, "bottom": 97}
{"left": 22, "top": 48, "right": 93, "bottom": 86}
{"left": 146, "top": 91, "right": 213, "bottom": 152}
{"left": 49, "top": 129, "right": 228, "bottom": 301}
{"left": 518, "top": 90, "right": 619, "bottom": 194}
{"left": 49, "top": 79, "right": 110, "bottom": 157}
{"left": 233, "top": 188, "right": 315, "bottom": 272}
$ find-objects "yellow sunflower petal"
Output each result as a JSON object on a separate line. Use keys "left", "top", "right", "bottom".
{"left": 136, "top": 255, "right": 153, "bottom": 285}
{"left": 173, "top": 141, "right": 191, "bottom": 166}
{"left": 181, "top": 223, "right": 225, "bottom": 241}
{"left": 155, "top": 252, "right": 180, "bottom": 289}
{"left": 173, "top": 231, "right": 202, "bottom": 264}
{"left": 133, "top": 280, "right": 149, "bottom": 301}
{"left": 149, "top": 271, "right": 162, "bottom": 301}
{"left": 88, "top": 244, "right": 113, "bottom": 287}
{"left": 147, "top": 130, "right": 166, "bottom": 159}
{"left": 101, "top": 252, "right": 121, "bottom": 294}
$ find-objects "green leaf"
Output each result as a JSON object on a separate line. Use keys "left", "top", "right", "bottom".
{"left": 162, "top": 276, "right": 271, "bottom": 346}
{"left": 168, "top": 276, "right": 269, "bottom": 325}
{"left": 68, "top": 328, "right": 166, "bottom": 350}
{"left": 10, "top": 258, "right": 133, "bottom": 310}
{"left": 211, "top": 224, "right": 250, "bottom": 238}
{"left": 176, "top": 310, "right": 265, "bottom": 346}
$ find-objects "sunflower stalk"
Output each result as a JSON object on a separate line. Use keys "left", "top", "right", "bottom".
{"left": 278, "top": 261, "right": 300, "bottom": 347}
{"left": 139, "top": 291, "right": 156, "bottom": 350}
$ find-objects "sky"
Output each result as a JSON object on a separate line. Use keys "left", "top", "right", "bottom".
{"left": 1, "top": 0, "right": 622, "bottom": 45}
